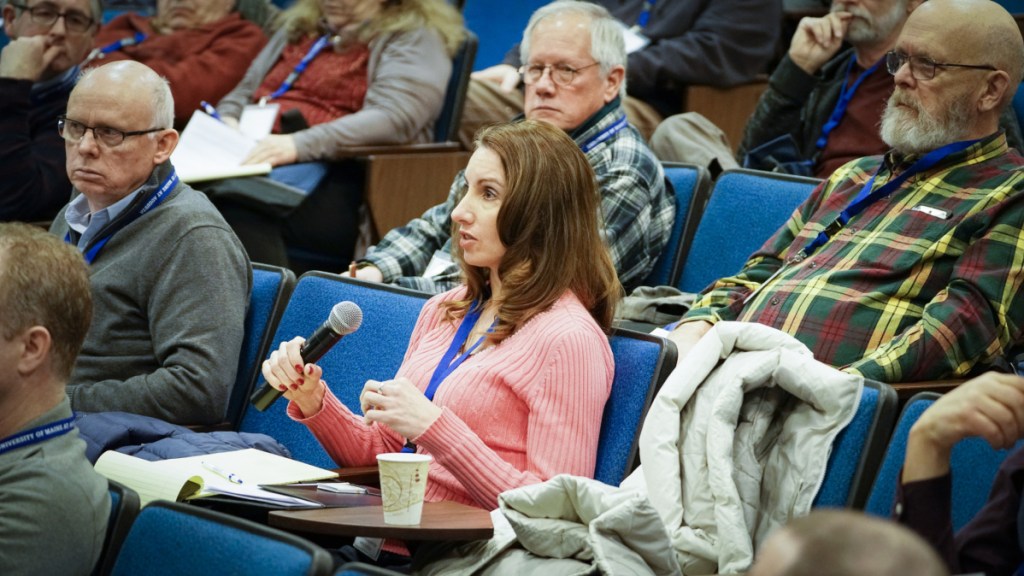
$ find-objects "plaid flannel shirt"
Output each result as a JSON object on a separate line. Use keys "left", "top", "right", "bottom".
{"left": 361, "top": 99, "right": 672, "bottom": 294}
{"left": 681, "top": 133, "right": 1024, "bottom": 382}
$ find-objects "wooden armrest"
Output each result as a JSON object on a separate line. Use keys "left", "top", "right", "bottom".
{"left": 333, "top": 465, "right": 380, "bottom": 487}
{"left": 891, "top": 379, "right": 964, "bottom": 401}
{"left": 337, "top": 142, "right": 462, "bottom": 158}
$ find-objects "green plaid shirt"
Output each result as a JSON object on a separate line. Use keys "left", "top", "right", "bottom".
{"left": 683, "top": 133, "right": 1024, "bottom": 382}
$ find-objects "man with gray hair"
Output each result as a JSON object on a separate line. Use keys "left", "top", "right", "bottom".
{"left": 667, "top": 0, "right": 1024, "bottom": 384}
{"left": 0, "top": 0, "right": 101, "bottom": 221}
{"left": 49, "top": 60, "right": 252, "bottom": 426}
{"left": 0, "top": 222, "right": 109, "bottom": 576}
{"left": 352, "top": 0, "right": 672, "bottom": 294}
{"left": 736, "top": 0, "right": 929, "bottom": 178}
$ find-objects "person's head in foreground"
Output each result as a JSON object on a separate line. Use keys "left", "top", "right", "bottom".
{"left": 62, "top": 60, "right": 179, "bottom": 212}
{"left": 0, "top": 222, "right": 91, "bottom": 425}
{"left": 448, "top": 119, "right": 620, "bottom": 337}
{"left": 748, "top": 509, "right": 948, "bottom": 576}
{"left": 879, "top": 0, "right": 1024, "bottom": 155}
{"left": 518, "top": 0, "right": 626, "bottom": 132}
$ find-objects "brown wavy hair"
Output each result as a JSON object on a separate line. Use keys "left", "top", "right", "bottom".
{"left": 444, "top": 120, "right": 621, "bottom": 341}
{"left": 278, "top": 0, "right": 465, "bottom": 56}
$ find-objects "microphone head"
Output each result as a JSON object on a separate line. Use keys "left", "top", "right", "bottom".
{"left": 327, "top": 301, "right": 362, "bottom": 335}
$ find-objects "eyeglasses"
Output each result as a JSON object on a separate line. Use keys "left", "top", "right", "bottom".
{"left": 885, "top": 50, "right": 997, "bottom": 80}
{"left": 58, "top": 116, "right": 164, "bottom": 148}
{"left": 518, "top": 62, "right": 601, "bottom": 87}
{"left": 10, "top": 2, "right": 95, "bottom": 34}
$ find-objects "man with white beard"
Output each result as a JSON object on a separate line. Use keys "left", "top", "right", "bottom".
{"left": 738, "top": 0, "right": 928, "bottom": 178}
{"left": 665, "top": 0, "right": 1024, "bottom": 385}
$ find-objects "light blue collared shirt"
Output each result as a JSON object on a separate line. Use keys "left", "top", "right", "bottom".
{"left": 64, "top": 188, "right": 142, "bottom": 251}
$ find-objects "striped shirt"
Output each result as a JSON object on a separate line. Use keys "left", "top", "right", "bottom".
{"left": 683, "top": 133, "right": 1024, "bottom": 382}
{"left": 362, "top": 99, "right": 672, "bottom": 293}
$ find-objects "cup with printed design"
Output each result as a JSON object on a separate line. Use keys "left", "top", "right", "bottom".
{"left": 376, "top": 453, "right": 432, "bottom": 525}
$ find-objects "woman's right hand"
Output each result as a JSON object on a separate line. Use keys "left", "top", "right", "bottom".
{"left": 261, "top": 337, "right": 327, "bottom": 417}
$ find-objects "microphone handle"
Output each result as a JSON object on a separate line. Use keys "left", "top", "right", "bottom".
{"left": 299, "top": 320, "right": 343, "bottom": 364}
{"left": 249, "top": 321, "right": 343, "bottom": 412}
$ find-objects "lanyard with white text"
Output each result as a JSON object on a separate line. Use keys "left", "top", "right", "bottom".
{"left": 401, "top": 303, "right": 493, "bottom": 453}
{"left": 266, "top": 35, "right": 332, "bottom": 101}
{"left": 65, "top": 168, "right": 179, "bottom": 264}
{"left": 744, "top": 138, "right": 982, "bottom": 304}
{"left": 630, "top": 0, "right": 656, "bottom": 32}
{"left": 815, "top": 57, "right": 882, "bottom": 151}
{"left": 581, "top": 115, "right": 629, "bottom": 153}
{"left": 0, "top": 417, "right": 75, "bottom": 457}
{"left": 83, "top": 32, "right": 147, "bottom": 66}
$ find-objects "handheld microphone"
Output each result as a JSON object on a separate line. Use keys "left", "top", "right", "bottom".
{"left": 249, "top": 301, "right": 363, "bottom": 411}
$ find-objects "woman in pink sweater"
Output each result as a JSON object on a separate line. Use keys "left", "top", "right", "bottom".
{"left": 262, "top": 120, "right": 619, "bottom": 512}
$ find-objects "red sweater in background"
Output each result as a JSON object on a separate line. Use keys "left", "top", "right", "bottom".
{"left": 92, "top": 12, "right": 267, "bottom": 128}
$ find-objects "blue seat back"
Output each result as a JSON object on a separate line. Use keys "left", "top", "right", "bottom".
{"left": 94, "top": 480, "right": 140, "bottom": 576}
{"left": 463, "top": 0, "right": 549, "bottom": 70}
{"left": 814, "top": 379, "right": 898, "bottom": 508}
{"left": 865, "top": 392, "right": 1024, "bottom": 530}
{"left": 434, "top": 31, "right": 478, "bottom": 143}
{"left": 676, "top": 169, "right": 819, "bottom": 294}
{"left": 642, "top": 163, "right": 709, "bottom": 287}
{"left": 238, "top": 273, "right": 429, "bottom": 468}
{"left": 596, "top": 330, "right": 677, "bottom": 486}
{"left": 110, "top": 501, "right": 332, "bottom": 576}
{"left": 227, "top": 264, "right": 295, "bottom": 428}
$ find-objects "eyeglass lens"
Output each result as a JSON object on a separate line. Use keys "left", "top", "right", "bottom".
{"left": 16, "top": 2, "right": 93, "bottom": 33}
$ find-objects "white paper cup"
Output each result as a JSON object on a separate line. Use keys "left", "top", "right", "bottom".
{"left": 376, "top": 453, "right": 432, "bottom": 525}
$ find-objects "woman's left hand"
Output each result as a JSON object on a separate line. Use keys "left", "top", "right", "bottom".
{"left": 244, "top": 134, "right": 298, "bottom": 166}
{"left": 360, "top": 377, "right": 442, "bottom": 440}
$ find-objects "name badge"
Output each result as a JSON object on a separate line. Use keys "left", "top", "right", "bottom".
{"left": 912, "top": 205, "right": 950, "bottom": 220}
{"left": 239, "top": 103, "right": 280, "bottom": 141}
{"left": 423, "top": 249, "right": 455, "bottom": 278}
{"left": 618, "top": 21, "right": 651, "bottom": 54}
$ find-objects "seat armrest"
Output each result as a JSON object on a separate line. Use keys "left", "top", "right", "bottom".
{"left": 337, "top": 142, "right": 462, "bottom": 158}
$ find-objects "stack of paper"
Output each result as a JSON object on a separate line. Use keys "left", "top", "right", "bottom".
{"left": 170, "top": 111, "right": 272, "bottom": 183}
{"left": 94, "top": 448, "right": 339, "bottom": 508}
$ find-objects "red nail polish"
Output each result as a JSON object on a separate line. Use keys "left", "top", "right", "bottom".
{"left": 294, "top": 364, "right": 303, "bottom": 374}
{"left": 305, "top": 365, "right": 313, "bottom": 375}
{"left": 290, "top": 383, "right": 299, "bottom": 390}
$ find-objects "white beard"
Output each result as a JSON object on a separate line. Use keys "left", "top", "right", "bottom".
{"left": 880, "top": 90, "right": 973, "bottom": 155}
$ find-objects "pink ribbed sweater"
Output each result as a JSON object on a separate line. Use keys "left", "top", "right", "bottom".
{"left": 288, "top": 288, "right": 613, "bottom": 510}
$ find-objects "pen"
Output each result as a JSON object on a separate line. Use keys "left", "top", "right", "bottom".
{"left": 200, "top": 101, "right": 223, "bottom": 122}
{"left": 202, "top": 461, "right": 244, "bottom": 484}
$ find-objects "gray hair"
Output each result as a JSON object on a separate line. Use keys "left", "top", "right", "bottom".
{"left": 76, "top": 63, "right": 174, "bottom": 130}
{"left": 6, "top": 0, "right": 105, "bottom": 26}
{"left": 519, "top": 0, "right": 627, "bottom": 97}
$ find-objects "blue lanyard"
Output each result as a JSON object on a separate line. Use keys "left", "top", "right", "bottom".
{"left": 0, "top": 417, "right": 76, "bottom": 457}
{"left": 65, "top": 169, "right": 179, "bottom": 264}
{"left": 268, "top": 35, "right": 332, "bottom": 101}
{"left": 401, "top": 302, "right": 494, "bottom": 453}
{"left": 84, "top": 32, "right": 146, "bottom": 65}
{"left": 741, "top": 138, "right": 981, "bottom": 306}
{"left": 815, "top": 57, "right": 882, "bottom": 151}
{"left": 797, "top": 138, "right": 981, "bottom": 261}
{"left": 631, "top": 0, "right": 656, "bottom": 31}
{"left": 581, "top": 115, "right": 629, "bottom": 153}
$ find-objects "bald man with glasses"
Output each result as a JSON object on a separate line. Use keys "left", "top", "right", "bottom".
{"left": 666, "top": 0, "right": 1024, "bottom": 385}
{"left": 48, "top": 61, "right": 251, "bottom": 426}
{"left": 0, "top": 0, "right": 100, "bottom": 222}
